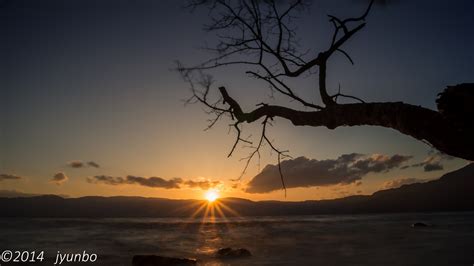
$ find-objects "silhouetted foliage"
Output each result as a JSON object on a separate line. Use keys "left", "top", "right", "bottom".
{"left": 436, "top": 83, "right": 474, "bottom": 132}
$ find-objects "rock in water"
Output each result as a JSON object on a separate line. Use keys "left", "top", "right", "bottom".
{"left": 215, "top": 247, "right": 252, "bottom": 258}
{"left": 411, "top": 222, "right": 429, "bottom": 228}
{"left": 132, "top": 255, "right": 196, "bottom": 266}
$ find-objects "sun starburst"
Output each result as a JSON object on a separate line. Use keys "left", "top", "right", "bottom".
{"left": 204, "top": 189, "right": 219, "bottom": 203}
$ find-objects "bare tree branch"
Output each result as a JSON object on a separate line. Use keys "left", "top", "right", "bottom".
{"left": 178, "top": 0, "right": 474, "bottom": 195}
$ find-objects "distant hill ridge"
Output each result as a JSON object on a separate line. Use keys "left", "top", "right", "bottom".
{"left": 1, "top": 164, "right": 473, "bottom": 217}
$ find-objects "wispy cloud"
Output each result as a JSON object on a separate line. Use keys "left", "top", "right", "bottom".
{"left": 68, "top": 161, "right": 84, "bottom": 168}
{"left": 184, "top": 180, "right": 223, "bottom": 190}
{"left": 411, "top": 151, "right": 453, "bottom": 172}
{"left": 87, "top": 175, "right": 126, "bottom": 186}
{"left": 245, "top": 153, "right": 412, "bottom": 193}
{"left": 87, "top": 175, "right": 181, "bottom": 188}
{"left": 68, "top": 160, "right": 100, "bottom": 168}
{"left": 126, "top": 176, "right": 182, "bottom": 189}
{"left": 87, "top": 175, "right": 221, "bottom": 190}
{"left": 87, "top": 161, "right": 100, "bottom": 168}
{"left": 0, "top": 173, "right": 22, "bottom": 181}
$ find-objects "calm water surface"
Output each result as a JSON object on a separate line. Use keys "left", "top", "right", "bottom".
{"left": 1, "top": 212, "right": 474, "bottom": 265}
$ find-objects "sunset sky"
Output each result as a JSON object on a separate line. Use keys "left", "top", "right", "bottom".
{"left": 1, "top": 0, "right": 473, "bottom": 201}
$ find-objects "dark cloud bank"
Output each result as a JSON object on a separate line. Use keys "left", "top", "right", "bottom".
{"left": 246, "top": 153, "right": 412, "bottom": 193}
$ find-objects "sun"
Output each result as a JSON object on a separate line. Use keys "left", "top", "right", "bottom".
{"left": 204, "top": 190, "right": 219, "bottom": 203}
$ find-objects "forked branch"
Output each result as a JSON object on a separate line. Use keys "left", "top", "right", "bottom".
{"left": 178, "top": 0, "right": 474, "bottom": 195}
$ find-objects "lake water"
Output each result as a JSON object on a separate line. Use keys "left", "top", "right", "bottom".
{"left": 1, "top": 212, "right": 474, "bottom": 265}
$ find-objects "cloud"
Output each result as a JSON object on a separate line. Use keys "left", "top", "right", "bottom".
{"left": 87, "top": 175, "right": 126, "bottom": 185}
{"left": 68, "top": 161, "right": 84, "bottom": 168}
{"left": 352, "top": 154, "right": 412, "bottom": 173}
{"left": 245, "top": 153, "right": 412, "bottom": 193}
{"left": 184, "top": 180, "right": 223, "bottom": 190}
{"left": 411, "top": 151, "right": 453, "bottom": 172}
{"left": 127, "top": 176, "right": 182, "bottom": 189}
{"left": 87, "top": 175, "right": 181, "bottom": 189}
{"left": 423, "top": 162, "right": 443, "bottom": 172}
{"left": 50, "top": 172, "right": 68, "bottom": 185}
{"left": 87, "top": 175, "right": 221, "bottom": 190}
{"left": 68, "top": 160, "right": 100, "bottom": 168}
{"left": 382, "top": 177, "right": 425, "bottom": 189}
{"left": 0, "top": 174, "right": 22, "bottom": 181}
{"left": 87, "top": 161, "right": 100, "bottom": 168}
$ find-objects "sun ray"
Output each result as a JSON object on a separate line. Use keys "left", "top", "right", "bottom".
{"left": 201, "top": 203, "right": 211, "bottom": 223}
{"left": 214, "top": 204, "right": 226, "bottom": 220}
{"left": 181, "top": 190, "right": 242, "bottom": 232}
{"left": 216, "top": 201, "right": 241, "bottom": 217}
{"left": 190, "top": 201, "right": 208, "bottom": 219}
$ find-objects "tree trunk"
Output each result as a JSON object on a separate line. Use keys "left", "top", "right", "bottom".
{"left": 219, "top": 87, "right": 474, "bottom": 161}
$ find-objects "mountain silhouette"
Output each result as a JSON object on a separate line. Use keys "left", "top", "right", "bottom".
{"left": 1, "top": 164, "right": 473, "bottom": 217}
